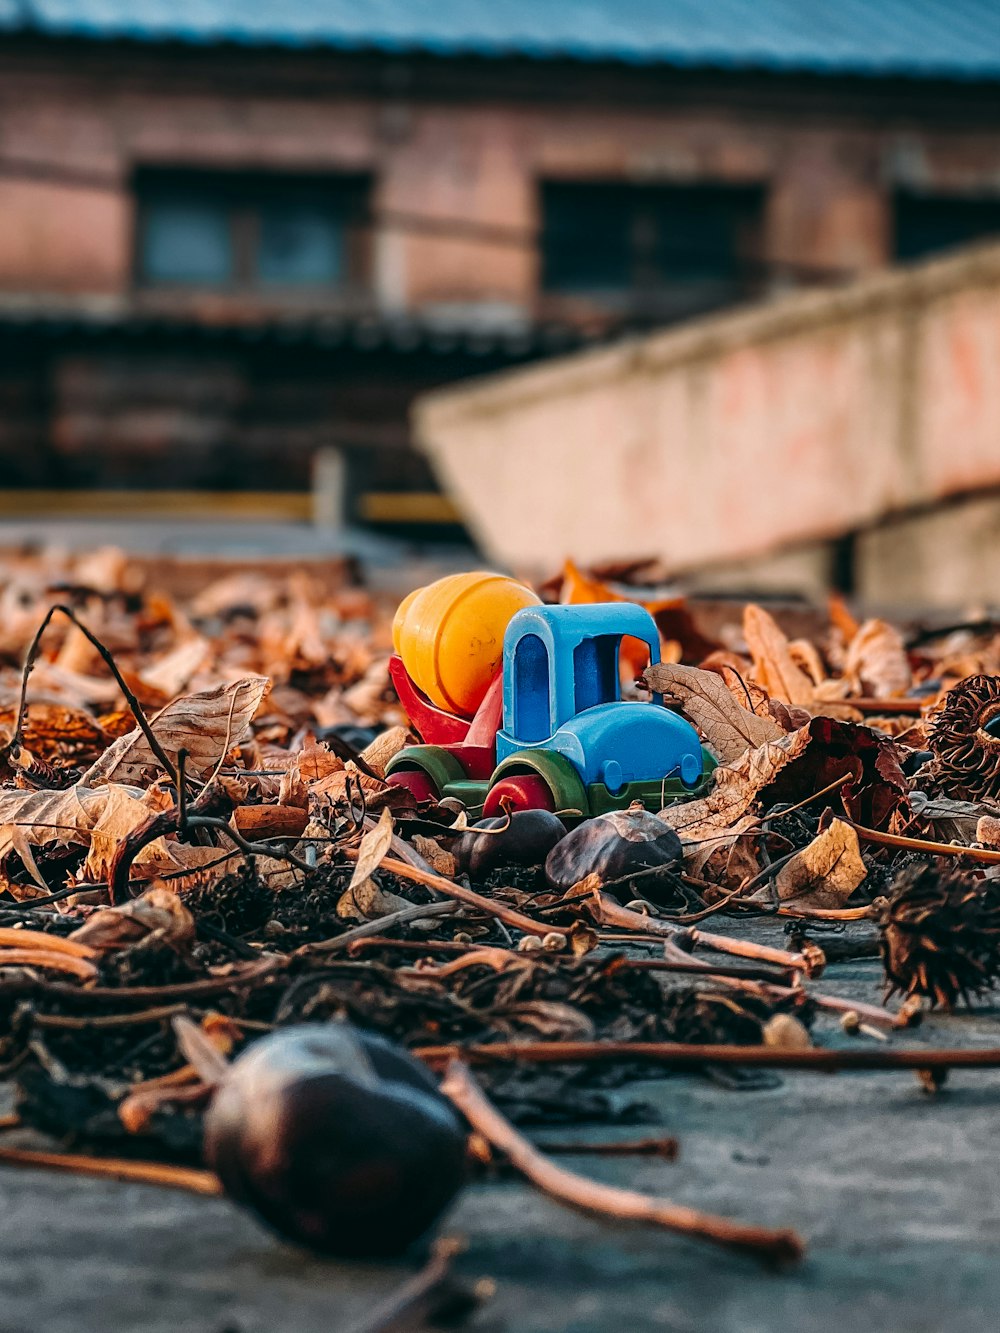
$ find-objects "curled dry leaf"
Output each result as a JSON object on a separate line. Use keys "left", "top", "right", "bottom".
{"left": 843, "top": 619, "right": 912, "bottom": 700}
{"left": 358, "top": 725, "right": 409, "bottom": 779}
{"left": 644, "top": 663, "right": 782, "bottom": 764}
{"left": 762, "top": 819, "right": 867, "bottom": 908}
{"left": 663, "top": 736, "right": 795, "bottom": 842}
{"left": 82, "top": 675, "right": 271, "bottom": 786}
{"left": 743, "top": 605, "right": 816, "bottom": 707}
{"left": 0, "top": 784, "right": 128, "bottom": 887}
{"left": 69, "top": 887, "right": 195, "bottom": 952}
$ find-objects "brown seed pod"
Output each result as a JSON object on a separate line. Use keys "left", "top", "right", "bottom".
{"left": 454, "top": 810, "right": 566, "bottom": 881}
{"left": 879, "top": 861, "right": 1000, "bottom": 1009}
{"left": 924, "top": 674, "right": 1000, "bottom": 801}
{"left": 544, "top": 803, "right": 682, "bottom": 900}
{"left": 204, "top": 1024, "right": 467, "bottom": 1256}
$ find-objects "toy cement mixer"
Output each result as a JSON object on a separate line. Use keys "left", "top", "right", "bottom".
{"left": 385, "top": 571, "right": 713, "bottom": 817}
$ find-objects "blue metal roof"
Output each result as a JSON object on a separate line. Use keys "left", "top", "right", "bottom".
{"left": 2, "top": 0, "right": 1000, "bottom": 79}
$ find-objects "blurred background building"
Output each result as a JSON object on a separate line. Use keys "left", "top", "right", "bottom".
{"left": 0, "top": 1, "right": 998, "bottom": 569}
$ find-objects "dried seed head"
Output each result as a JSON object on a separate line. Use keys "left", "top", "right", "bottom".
{"left": 879, "top": 861, "right": 1000, "bottom": 1009}
{"left": 925, "top": 674, "right": 1000, "bottom": 801}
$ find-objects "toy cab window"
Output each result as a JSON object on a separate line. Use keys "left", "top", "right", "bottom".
{"left": 573, "top": 638, "right": 620, "bottom": 712}
{"left": 540, "top": 181, "right": 764, "bottom": 325}
{"left": 513, "top": 635, "right": 550, "bottom": 742}
{"left": 134, "top": 170, "right": 370, "bottom": 292}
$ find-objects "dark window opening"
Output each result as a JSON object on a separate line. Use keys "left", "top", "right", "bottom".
{"left": 541, "top": 181, "right": 764, "bottom": 323}
{"left": 134, "top": 169, "right": 370, "bottom": 292}
{"left": 895, "top": 191, "right": 1000, "bottom": 262}
{"left": 573, "top": 636, "right": 621, "bottom": 713}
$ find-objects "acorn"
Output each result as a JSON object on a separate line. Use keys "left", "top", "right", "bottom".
{"left": 454, "top": 810, "right": 566, "bottom": 881}
{"left": 204, "top": 1024, "right": 467, "bottom": 1256}
{"left": 544, "top": 803, "right": 683, "bottom": 898}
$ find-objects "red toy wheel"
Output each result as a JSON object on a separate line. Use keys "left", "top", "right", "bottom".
{"left": 482, "top": 773, "right": 557, "bottom": 817}
{"left": 386, "top": 768, "right": 439, "bottom": 804}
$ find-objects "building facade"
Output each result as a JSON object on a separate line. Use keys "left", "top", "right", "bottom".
{"left": 0, "top": 3, "right": 999, "bottom": 530}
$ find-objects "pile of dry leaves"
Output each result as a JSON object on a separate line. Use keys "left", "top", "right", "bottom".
{"left": 1, "top": 548, "right": 1000, "bottom": 1272}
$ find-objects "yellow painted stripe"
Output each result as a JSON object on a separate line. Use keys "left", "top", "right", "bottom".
{"left": 358, "top": 491, "right": 462, "bottom": 524}
{"left": 0, "top": 490, "right": 312, "bottom": 521}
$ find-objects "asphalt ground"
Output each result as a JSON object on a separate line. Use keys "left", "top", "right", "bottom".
{"left": 1, "top": 918, "right": 999, "bottom": 1333}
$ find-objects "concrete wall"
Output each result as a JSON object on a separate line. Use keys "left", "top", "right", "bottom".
{"left": 414, "top": 241, "right": 1000, "bottom": 602}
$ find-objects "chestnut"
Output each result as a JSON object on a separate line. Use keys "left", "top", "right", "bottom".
{"left": 544, "top": 803, "right": 683, "bottom": 898}
{"left": 454, "top": 809, "right": 566, "bottom": 880}
{"left": 204, "top": 1024, "right": 467, "bottom": 1257}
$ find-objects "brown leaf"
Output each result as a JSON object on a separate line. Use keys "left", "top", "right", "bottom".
{"left": 82, "top": 675, "right": 270, "bottom": 786}
{"left": 69, "top": 887, "right": 194, "bottom": 952}
{"left": 348, "top": 807, "right": 395, "bottom": 895}
{"left": 743, "top": 605, "right": 816, "bottom": 706}
{"left": 645, "top": 663, "right": 782, "bottom": 764}
{"left": 764, "top": 819, "right": 867, "bottom": 908}
{"left": 0, "top": 784, "right": 132, "bottom": 887}
{"left": 411, "top": 834, "right": 458, "bottom": 877}
{"left": 663, "top": 733, "right": 802, "bottom": 841}
{"left": 359, "top": 725, "right": 409, "bottom": 779}
{"left": 844, "top": 619, "right": 912, "bottom": 700}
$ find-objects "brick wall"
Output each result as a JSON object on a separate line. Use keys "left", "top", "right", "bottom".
{"left": 1, "top": 43, "right": 1000, "bottom": 318}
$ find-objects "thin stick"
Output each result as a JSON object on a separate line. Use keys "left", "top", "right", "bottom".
{"left": 848, "top": 821, "right": 1000, "bottom": 863}
{"left": 589, "top": 893, "right": 818, "bottom": 973}
{"left": 6, "top": 604, "right": 178, "bottom": 784}
{"left": 345, "top": 851, "right": 554, "bottom": 938}
{"left": 440, "top": 1060, "right": 803, "bottom": 1267}
{"left": 421, "top": 1040, "right": 1000, "bottom": 1073}
{"left": 342, "top": 1238, "right": 469, "bottom": 1333}
{"left": 0, "top": 1145, "right": 221, "bottom": 1195}
{"left": 303, "top": 901, "right": 458, "bottom": 956}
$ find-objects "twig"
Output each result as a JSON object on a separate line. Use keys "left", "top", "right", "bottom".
{"left": 536, "top": 1135, "right": 679, "bottom": 1160}
{"left": 5, "top": 604, "right": 178, "bottom": 784}
{"left": 421, "top": 1040, "right": 1000, "bottom": 1073}
{"left": 303, "top": 900, "right": 458, "bottom": 956}
{"left": 345, "top": 850, "right": 555, "bottom": 938}
{"left": 848, "top": 821, "right": 1000, "bottom": 863}
{"left": 0, "top": 1145, "right": 221, "bottom": 1195}
{"left": 440, "top": 1060, "right": 803, "bottom": 1267}
{"left": 342, "top": 1238, "right": 476, "bottom": 1333}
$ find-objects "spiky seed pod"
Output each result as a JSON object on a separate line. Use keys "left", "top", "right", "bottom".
{"left": 925, "top": 674, "right": 1000, "bottom": 801}
{"left": 879, "top": 861, "right": 1000, "bottom": 1009}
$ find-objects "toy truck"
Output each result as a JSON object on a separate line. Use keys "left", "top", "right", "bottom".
{"left": 385, "top": 572, "right": 713, "bottom": 817}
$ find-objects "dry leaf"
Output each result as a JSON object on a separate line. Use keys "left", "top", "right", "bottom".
{"left": 0, "top": 784, "right": 129, "bottom": 887}
{"left": 139, "top": 636, "right": 211, "bottom": 697}
{"left": 83, "top": 784, "right": 159, "bottom": 882}
{"left": 763, "top": 819, "right": 867, "bottom": 908}
{"left": 743, "top": 605, "right": 816, "bottom": 706}
{"left": 844, "top": 619, "right": 912, "bottom": 700}
{"left": 83, "top": 675, "right": 270, "bottom": 785}
{"left": 348, "top": 808, "right": 395, "bottom": 895}
{"left": 359, "top": 725, "right": 409, "bottom": 779}
{"left": 663, "top": 733, "right": 802, "bottom": 841}
{"left": 645, "top": 663, "right": 782, "bottom": 764}
{"left": 683, "top": 812, "right": 761, "bottom": 889}
{"left": 411, "top": 833, "right": 458, "bottom": 877}
{"left": 69, "top": 887, "right": 195, "bottom": 952}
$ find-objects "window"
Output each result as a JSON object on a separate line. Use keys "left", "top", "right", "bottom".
{"left": 512, "top": 635, "right": 551, "bottom": 742}
{"left": 895, "top": 191, "right": 1000, "bottom": 262}
{"left": 135, "top": 170, "right": 369, "bottom": 291}
{"left": 573, "top": 637, "right": 620, "bottom": 713}
{"left": 541, "top": 181, "right": 763, "bottom": 321}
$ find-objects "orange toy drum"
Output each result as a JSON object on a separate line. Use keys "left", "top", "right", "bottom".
{"left": 392, "top": 571, "right": 540, "bottom": 717}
